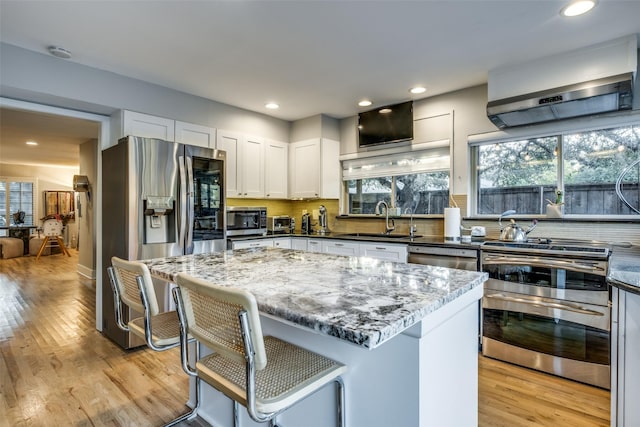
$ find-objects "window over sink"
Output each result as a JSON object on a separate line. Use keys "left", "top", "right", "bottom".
{"left": 470, "top": 120, "right": 640, "bottom": 217}
{"left": 342, "top": 147, "right": 450, "bottom": 216}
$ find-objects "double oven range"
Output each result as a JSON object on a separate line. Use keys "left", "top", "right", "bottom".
{"left": 480, "top": 240, "right": 611, "bottom": 389}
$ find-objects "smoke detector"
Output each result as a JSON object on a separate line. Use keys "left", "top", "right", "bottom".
{"left": 48, "top": 46, "right": 72, "bottom": 59}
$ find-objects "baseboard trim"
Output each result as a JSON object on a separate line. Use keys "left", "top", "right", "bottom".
{"left": 77, "top": 264, "right": 96, "bottom": 279}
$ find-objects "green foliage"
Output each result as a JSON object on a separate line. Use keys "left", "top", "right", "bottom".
{"left": 479, "top": 125, "right": 640, "bottom": 188}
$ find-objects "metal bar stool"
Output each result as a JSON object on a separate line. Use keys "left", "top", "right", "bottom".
{"left": 173, "top": 273, "right": 347, "bottom": 427}
{"left": 107, "top": 257, "right": 201, "bottom": 426}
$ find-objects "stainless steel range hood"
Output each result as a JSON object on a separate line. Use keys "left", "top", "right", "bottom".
{"left": 487, "top": 73, "right": 634, "bottom": 129}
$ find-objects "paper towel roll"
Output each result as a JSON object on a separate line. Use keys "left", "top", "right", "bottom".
{"left": 444, "top": 208, "right": 461, "bottom": 242}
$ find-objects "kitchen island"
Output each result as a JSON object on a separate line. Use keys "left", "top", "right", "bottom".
{"left": 143, "top": 247, "right": 487, "bottom": 427}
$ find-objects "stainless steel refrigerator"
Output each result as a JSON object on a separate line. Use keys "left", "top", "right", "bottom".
{"left": 102, "top": 135, "right": 226, "bottom": 348}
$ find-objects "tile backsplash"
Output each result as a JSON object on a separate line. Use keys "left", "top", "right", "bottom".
{"left": 227, "top": 198, "right": 639, "bottom": 247}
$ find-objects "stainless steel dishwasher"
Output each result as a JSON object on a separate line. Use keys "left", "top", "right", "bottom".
{"left": 408, "top": 245, "right": 479, "bottom": 271}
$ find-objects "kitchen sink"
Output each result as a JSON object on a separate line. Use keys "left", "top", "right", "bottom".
{"left": 341, "top": 232, "right": 422, "bottom": 239}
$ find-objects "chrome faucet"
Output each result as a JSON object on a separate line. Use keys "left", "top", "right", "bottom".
{"left": 405, "top": 208, "right": 417, "bottom": 238}
{"left": 375, "top": 201, "right": 395, "bottom": 235}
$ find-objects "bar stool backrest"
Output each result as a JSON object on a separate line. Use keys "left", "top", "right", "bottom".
{"left": 175, "top": 273, "right": 267, "bottom": 371}
{"left": 110, "top": 257, "right": 160, "bottom": 316}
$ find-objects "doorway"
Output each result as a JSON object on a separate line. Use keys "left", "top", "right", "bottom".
{"left": 0, "top": 97, "right": 109, "bottom": 330}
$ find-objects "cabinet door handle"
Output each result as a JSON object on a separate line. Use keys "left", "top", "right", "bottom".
{"left": 375, "top": 247, "right": 386, "bottom": 250}
{"left": 335, "top": 243, "right": 344, "bottom": 247}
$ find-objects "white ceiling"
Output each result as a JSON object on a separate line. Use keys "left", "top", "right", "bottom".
{"left": 1, "top": 0, "right": 640, "bottom": 167}
{"left": 0, "top": 108, "right": 100, "bottom": 168}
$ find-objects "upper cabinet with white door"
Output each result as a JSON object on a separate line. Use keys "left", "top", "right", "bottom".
{"left": 175, "top": 121, "right": 216, "bottom": 148}
{"left": 111, "top": 110, "right": 216, "bottom": 148}
{"left": 112, "top": 110, "right": 175, "bottom": 142}
{"left": 216, "top": 130, "right": 265, "bottom": 198}
{"left": 242, "top": 135, "right": 265, "bottom": 197}
{"left": 216, "top": 130, "right": 241, "bottom": 197}
{"left": 265, "top": 139, "right": 288, "bottom": 199}
{"left": 289, "top": 138, "right": 340, "bottom": 199}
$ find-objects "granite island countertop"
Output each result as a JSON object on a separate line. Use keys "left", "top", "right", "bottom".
{"left": 141, "top": 247, "right": 487, "bottom": 349}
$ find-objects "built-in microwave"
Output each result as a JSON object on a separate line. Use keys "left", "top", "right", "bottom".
{"left": 226, "top": 207, "right": 267, "bottom": 236}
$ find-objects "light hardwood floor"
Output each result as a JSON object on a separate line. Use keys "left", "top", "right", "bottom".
{"left": 0, "top": 251, "right": 610, "bottom": 426}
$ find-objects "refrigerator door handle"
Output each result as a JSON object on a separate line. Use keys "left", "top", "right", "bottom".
{"left": 186, "top": 156, "right": 194, "bottom": 251}
{"left": 178, "top": 156, "right": 187, "bottom": 250}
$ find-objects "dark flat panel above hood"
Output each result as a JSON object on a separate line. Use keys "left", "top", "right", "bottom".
{"left": 487, "top": 73, "right": 634, "bottom": 129}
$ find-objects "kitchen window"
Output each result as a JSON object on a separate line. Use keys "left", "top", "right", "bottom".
{"left": 0, "top": 178, "right": 36, "bottom": 232}
{"left": 470, "top": 121, "right": 640, "bottom": 217}
{"left": 342, "top": 148, "right": 450, "bottom": 215}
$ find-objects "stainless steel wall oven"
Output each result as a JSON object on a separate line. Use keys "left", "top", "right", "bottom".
{"left": 481, "top": 241, "right": 610, "bottom": 389}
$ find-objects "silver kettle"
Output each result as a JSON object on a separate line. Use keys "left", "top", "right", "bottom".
{"left": 498, "top": 210, "right": 538, "bottom": 242}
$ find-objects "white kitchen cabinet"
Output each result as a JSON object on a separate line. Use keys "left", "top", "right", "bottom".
{"left": 291, "top": 237, "right": 308, "bottom": 251}
{"left": 120, "top": 110, "right": 175, "bottom": 141}
{"left": 112, "top": 111, "right": 216, "bottom": 149}
{"left": 231, "top": 239, "right": 273, "bottom": 250}
{"left": 320, "top": 138, "right": 341, "bottom": 199}
{"left": 306, "top": 239, "right": 322, "bottom": 253}
{"left": 216, "top": 130, "right": 241, "bottom": 197}
{"left": 272, "top": 237, "right": 291, "bottom": 249}
{"left": 611, "top": 286, "right": 640, "bottom": 427}
{"left": 265, "top": 139, "right": 288, "bottom": 199}
{"left": 359, "top": 242, "right": 408, "bottom": 263}
{"left": 289, "top": 138, "right": 340, "bottom": 199}
{"left": 175, "top": 121, "right": 216, "bottom": 148}
{"left": 322, "top": 240, "right": 359, "bottom": 256}
{"left": 216, "top": 130, "right": 265, "bottom": 198}
{"left": 242, "top": 135, "right": 265, "bottom": 197}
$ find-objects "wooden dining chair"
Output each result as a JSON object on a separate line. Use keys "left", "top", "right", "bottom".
{"left": 173, "top": 273, "right": 347, "bottom": 427}
{"left": 107, "top": 257, "right": 200, "bottom": 426}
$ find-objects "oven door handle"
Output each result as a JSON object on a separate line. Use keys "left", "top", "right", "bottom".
{"left": 482, "top": 255, "right": 605, "bottom": 274}
{"left": 485, "top": 293, "right": 605, "bottom": 316}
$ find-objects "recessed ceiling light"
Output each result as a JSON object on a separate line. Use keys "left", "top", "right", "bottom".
{"left": 410, "top": 86, "right": 426, "bottom": 94}
{"left": 358, "top": 100, "right": 372, "bottom": 107}
{"left": 48, "top": 46, "right": 72, "bottom": 59}
{"left": 26, "top": 141, "right": 38, "bottom": 146}
{"left": 560, "top": 0, "right": 597, "bottom": 17}
{"left": 379, "top": 108, "right": 392, "bottom": 114}
{"left": 265, "top": 102, "right": 279, "bottom": 109}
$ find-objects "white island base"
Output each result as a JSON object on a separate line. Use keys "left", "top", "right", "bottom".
{"left": 189, "top": 285, "right": 482, "bottom": 427}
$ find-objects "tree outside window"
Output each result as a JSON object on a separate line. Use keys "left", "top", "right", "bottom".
{"left": 563, "top": 126, "right": 639, "bottom": 215}
{"left": 474, "top": 123, "right": 640, "bottom": 216}
{"left": 346, "top": 172, "right": 449, "bottom": 215}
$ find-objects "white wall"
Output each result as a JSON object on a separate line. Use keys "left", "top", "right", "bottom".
{"left": 78, "top": 139, "right": 97, "bottom": 278}
{"left": 0, "top": 43, "right": 291, "bottom": 142}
